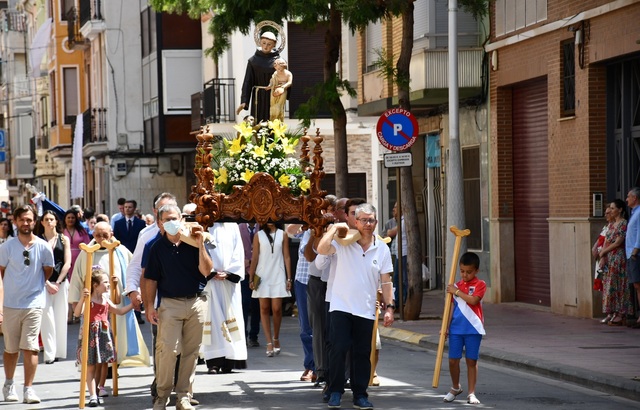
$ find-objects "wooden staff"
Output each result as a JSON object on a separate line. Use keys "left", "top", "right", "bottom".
{"left": 432, "top": 226, "right": 470, "bottom": 388}
{"left": 101, "top": 239, "right": 121, "bottom": 396}
{"left": 78, "top": 242, "right": 101, "bottom": 409}
{"left": 369, "top": 291, "right": 382, "bottom": 385}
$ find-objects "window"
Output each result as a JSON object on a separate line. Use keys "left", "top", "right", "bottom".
{"left": 561, "top": 40, "right": 575, "bottom": 117}
{"left": 365, "top": 20, "right": 382, "bottom": 72}
{"left": 62, "top": 67, "right": 78, "bottom": 124}
{"left": 49, "top": 71, "right": 57, "bottom": 126}
{"left": 462, "top": 147, "right": 482, "bottom": 250}
{"left": 61, "top": 0, "right": 74, "bottom": 21}
{"left": 141, "top": 8, "right": 156, "bottom": 58}
{"left": 495, "top": 0, "right": 547, "bottom": 37}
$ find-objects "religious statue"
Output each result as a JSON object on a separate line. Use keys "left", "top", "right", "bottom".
{"left": 266, "top": 58, "right": 293, "bottom": 122}
{"left": 236, "top": 21, "right": 287, "bottom": 123}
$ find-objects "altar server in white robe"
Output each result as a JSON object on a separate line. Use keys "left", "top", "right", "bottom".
{"left": 202, "top": 222, "right": 248, "bottom": 373}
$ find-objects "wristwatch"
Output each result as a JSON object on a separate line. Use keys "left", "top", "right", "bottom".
{"left": 386, "top": 304, "right": 396, "bottom": 310}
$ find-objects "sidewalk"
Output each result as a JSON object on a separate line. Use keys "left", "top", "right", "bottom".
{"left": 380, "top": 290, "right": 640, "bottom": 402}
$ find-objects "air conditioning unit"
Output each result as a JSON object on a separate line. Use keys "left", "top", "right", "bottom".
{"left": 114, "top": 160, "right": 127, "bottom": 176}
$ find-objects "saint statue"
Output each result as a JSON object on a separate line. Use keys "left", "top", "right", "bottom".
{"left": 237, "top": 28, "right": 282, "bottom": 123}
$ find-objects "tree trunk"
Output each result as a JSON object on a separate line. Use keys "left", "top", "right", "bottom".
{"left": 325, "top": 5, "right": 348, "bottom": 197}
{"left": 396, "top": 2, "right": 422, "bottom": 320}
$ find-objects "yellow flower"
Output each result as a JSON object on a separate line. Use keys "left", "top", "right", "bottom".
{"left": 278, "top": 174, "right": 291, "bottom": 187}
{"left": 226, "top": 137, "right": 246, "bottom": 156}
{"left": 252, "top": 144, "right": 267, "bottom": 158}
{"left": 241, "top": 169, "right": 255, "bottom": 183}
{"left": 281, "top": 137, "right": 297, "bottom": 155}
{"left": 233, "top": 122, "right": 254, "bottom": 138}
{"left": 268, "top": 119, "right": 288, "bottom": 139}
{"left": 298, "top": 178, "right": 310, "bottom": 192}
{"left": 215, "top": 168, "right": 228, "bottom": 185}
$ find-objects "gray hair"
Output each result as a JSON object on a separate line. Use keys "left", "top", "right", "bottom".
{"left": 157, "top": 204, "right": 181, "bottom": 221}
{"left": 355, "top": 203, "right": 376, "bottom": 218}
{"left": 630, "top": 187, "right": 640, "bottom": 199}
{"left": 154, "top": 192, "right": 177, "bottom": 210}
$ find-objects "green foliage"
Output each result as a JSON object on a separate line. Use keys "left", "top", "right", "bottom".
{"left": 294, "top": 75, "right": 356, "bottom": 128}
{"left": 459, "top": 0, "right": 491, "bottom": 20}
{"left": 370, "top": 48, "right": 410, "bottom": 91}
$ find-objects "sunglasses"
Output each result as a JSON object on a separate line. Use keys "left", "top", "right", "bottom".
{"left": 23, "top": 250, "right": 30, "bottom": 266}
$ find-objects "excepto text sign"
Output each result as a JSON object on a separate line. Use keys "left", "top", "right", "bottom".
{"left": 376, "top": 108, "right": 419, "bottom": 152}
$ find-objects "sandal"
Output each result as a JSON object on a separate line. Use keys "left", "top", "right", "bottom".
{"left": 273, "top": 338, "right": 281, "bottom": 355}
{"left": 600, "top": 314, "right": 613, "bottom": 324}
{"left": 467, "top": 393, "right": 480, "bottom": 404}
{"left": 266, "top": 343, "right": 274, "bottom": 357}
{"left": 443, "top": 385, "right": 463, "bottom": 402}
{"left": 608, "top": 314, "right": 625, "bottom": 326}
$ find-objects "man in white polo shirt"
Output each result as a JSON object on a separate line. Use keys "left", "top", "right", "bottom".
{"left": 317, "top": 203, "right": 395, "bottom": 410}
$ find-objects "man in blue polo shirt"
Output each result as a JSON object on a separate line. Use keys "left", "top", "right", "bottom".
{"left": 144, "top": 204, "right": 212, "bottom": 410}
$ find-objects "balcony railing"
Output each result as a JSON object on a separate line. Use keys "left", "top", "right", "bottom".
{"left": 79, "top": 0, "right": 102, "bottom": 27}
{"left": 202, "top": 78, "right": 236, "bottom": 125}
{"left": 0, "top": 10, "right": 26, "bottom": 32}
{"left": 76, "top": 107, "right": 107, "bottom": 145}
{"left": 67, "top": 7, "right": 87, "bottom": 49}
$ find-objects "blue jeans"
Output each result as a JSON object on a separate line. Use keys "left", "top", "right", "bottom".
{"left": 295, "top": 280, "right": 315, "bottom": 371}
{"left": 327, "top": 310, "right": 373, "bottom": 399}
{"left": 393, "top": 255, "right": 408, "bottom": 303}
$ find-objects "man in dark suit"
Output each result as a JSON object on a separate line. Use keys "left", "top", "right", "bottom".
{"left": 239, "top": 222, "right": 261, "bottom": 347}
{"left": 113, "top": 199, "right": 146, "bottom": 253}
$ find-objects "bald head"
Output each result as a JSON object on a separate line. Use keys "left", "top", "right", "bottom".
{"left": 93, "top": 221, "right": 113, "bottom": 244}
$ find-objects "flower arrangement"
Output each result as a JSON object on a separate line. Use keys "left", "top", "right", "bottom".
{"left": 211, "top": 119, "right": 311, "bottom": 196}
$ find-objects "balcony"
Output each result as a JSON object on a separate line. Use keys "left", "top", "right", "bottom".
{"left": 73, "top": 107, "right": 107, "bottom": 150}
{"left": 67, "top": 8, "right": 88, "bottom": 50}
{"left": 79, "top": 0, "right": 106, "bottom": 41}
{"left": 0, "top": 10, "right": 27, "bottom": 48}
{"left": 204, "top": 78, "right": 236, "bottom": 124}
{"left": 359, "top": 47, "right": 484, "bottom": 116}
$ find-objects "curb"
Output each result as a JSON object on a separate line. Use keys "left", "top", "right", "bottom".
{"left": 379, "top": 327, "right": 640, "bottom": 402}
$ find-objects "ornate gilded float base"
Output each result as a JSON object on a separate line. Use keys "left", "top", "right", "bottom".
{"left": 190, "top": 127, "right": 330, "bottom": 236}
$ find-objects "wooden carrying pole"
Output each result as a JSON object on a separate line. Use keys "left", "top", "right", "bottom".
{"left": 369, "top": 292, "right": 382, "bottom": 385}
{"left": 102, "top": 239, "right": 121, "bottom": 396}
{"left": 432, "top": 226, "right": 470, "bottom": 388}
{"left": 78, "top": 243, "right": 101, "bottom": 409}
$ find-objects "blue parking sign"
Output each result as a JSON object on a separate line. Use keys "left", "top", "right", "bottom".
{"left": 0, "top": 129, "right": 5, "bottom": 149}
{"left": 0, "top": 151, "right": 5, "bottom": 163}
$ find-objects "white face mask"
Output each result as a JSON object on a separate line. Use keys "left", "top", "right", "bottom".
{"left": 163, "top": 220, "right": 182, "bottom": 236}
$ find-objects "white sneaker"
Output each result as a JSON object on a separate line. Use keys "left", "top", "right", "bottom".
{"left": 176, "top": 396, "right": 195, "bottom": 410}
{"left": 23, "top": 387, "right": 41, "bottom": 404}
{"left": 2, "top": 383, "right": 18, "bottom": 402}
{"left": 98, "top": 386, "right": 109, "bottom": 397}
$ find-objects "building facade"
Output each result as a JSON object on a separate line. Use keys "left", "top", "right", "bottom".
{"left": 487, "top": 0, "right": 640, "bottom": 317}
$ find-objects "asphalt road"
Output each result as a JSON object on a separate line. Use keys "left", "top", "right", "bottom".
{"left": 0, "top": 315, "right": 638, "bottom": 409}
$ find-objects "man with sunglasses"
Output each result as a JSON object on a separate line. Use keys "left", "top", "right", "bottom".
{"left": 0, "top": 205, "right": 54, "bottom": 404}
{"left": 317, "top": 203, "right": 395, "bottom": 410}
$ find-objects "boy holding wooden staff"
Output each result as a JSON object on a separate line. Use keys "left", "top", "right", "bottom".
{"left": 443, "top": 252, "right": 486, "bottom": 405}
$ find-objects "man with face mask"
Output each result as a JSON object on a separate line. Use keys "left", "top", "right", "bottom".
{"left": 68, "top": 222, "right": 151, "bottom": 368}
{"left": 144, "top": 205, "right": 213, "bottom": 410}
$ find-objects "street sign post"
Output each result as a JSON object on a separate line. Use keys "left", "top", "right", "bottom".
{"left": 376, "top": 108, "right": 419, "bottom": 320}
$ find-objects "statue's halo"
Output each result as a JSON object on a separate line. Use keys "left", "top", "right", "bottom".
{"left": 254, "top": 20, "right": 286, "bottom": 54}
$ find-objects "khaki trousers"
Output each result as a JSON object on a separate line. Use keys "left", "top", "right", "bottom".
{"left": 155, "top": 295, "right": 207, "bottom": 400}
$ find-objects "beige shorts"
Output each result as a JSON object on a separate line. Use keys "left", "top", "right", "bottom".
{"left": 2, "top": 307, "right": 43, "bottom": 353}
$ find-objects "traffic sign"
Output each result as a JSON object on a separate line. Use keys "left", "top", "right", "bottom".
{"left": 0, "top": 151, "right": 5, "bottom": 163}
{"left": 376, "top": 108, "right": 419, "bottom": 151}
{"left": 384, "top": 152, "right": 413, "bottom": 168}
{"left": 0, "top": 129, "right": 5, "bottom": 148}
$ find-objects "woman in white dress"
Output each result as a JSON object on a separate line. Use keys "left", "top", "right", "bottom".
{"left": 249, "top": 222, "right": 292, "bottom": 357}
